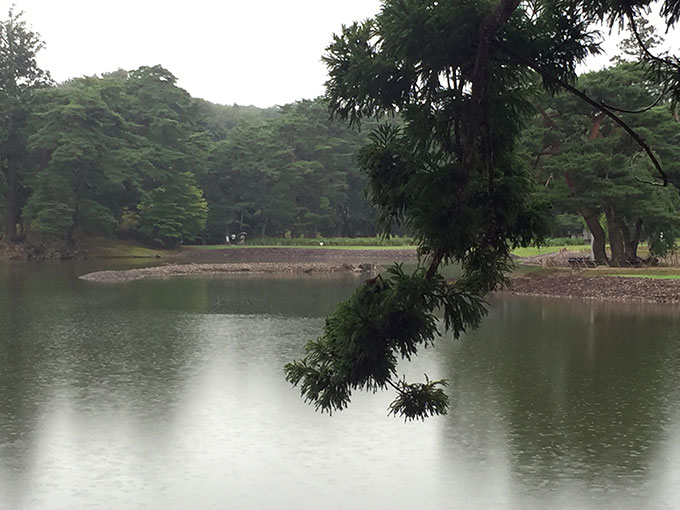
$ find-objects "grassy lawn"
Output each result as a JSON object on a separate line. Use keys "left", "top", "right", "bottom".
{"left": 191, "top": 242, "right": 592, "bottom": 255}
{"left": 606, "top": 274, "right": 680, "bottom": 279}
{"left": 511, "top": 245, "right": 590, "bottom": 257}
{"left": 188, "top": 236, "right": 415, "bottom": 250}
{"left": 593, "top": 268, "right": 680, "bottom": 279}
{"left": 189, "top": 244, "right": 415, "bottom": 251}
{"left": 197, "top": 236, "right": 415, "bottom": 248}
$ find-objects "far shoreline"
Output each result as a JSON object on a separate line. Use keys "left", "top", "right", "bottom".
{"left": 504, "top": 272, "right": 680, "bottom": 305}
{"left": 79, "top": 261, "right": 383, "bottom": 283}
{"left": 6, "top": 240, "right": 679, "bottom": 305}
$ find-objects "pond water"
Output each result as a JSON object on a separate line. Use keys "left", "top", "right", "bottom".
{"left": 1, "top": 261, "right": 680, "bottom": 510}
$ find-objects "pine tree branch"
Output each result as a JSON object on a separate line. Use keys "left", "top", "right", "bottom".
{"left": 633, "top": 174, "right": 667, "bottom": 186}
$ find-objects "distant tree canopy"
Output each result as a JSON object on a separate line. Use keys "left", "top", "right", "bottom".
{"left": 201, "top": 100, "right": 379, "bottom": 243}
{"left": 525, "top": 61, "right": 680, "bottom": 264}
{"left": 0, "top": 10, "right": 381, "bottom": 250}
{"left": 0, "top": 7, "right": 51, "bottom": 241}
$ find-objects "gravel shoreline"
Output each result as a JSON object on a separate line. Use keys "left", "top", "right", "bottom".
{"left": 79, "top": 262, "right": 382, "bottom": 282}
{"left": 76, "top": 245, "right": 680, "bottom": 305}
{"left": 505, "top": 274, "right": 680, "bottom": 304}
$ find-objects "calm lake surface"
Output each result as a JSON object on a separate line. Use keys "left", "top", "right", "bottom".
{"left": 1, "top": 261, "right": 680, "bottom": 510}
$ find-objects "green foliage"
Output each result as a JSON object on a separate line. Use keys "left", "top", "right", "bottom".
{"left": 286, "top": 0, "right": 597, "bottom": 419}
{"left": 285, "top": 264, "right": 487, "bottom": 419}
{"left": 25, "top": 202, "right": 74, "bottom": 237}
{"left": 551, "top": 214, "right": 586, "bottom": 237}
{"left": 78, "top": 199, "right": 117, "bottom": 235}
{"left": 545, "top": 236, "right": 591, "bottom": 246}
{"left": 387, "top": 376, "right": 449, "bottom": 422}
{"left": 137, "top": 172, "right": 208, "bottom": 247}
{"left": 202, "top": 98, "right": 379, "bottom": 242}
{"left": 23, "top": 80, "right": 125, "bottom": 240}
{"left": 193, "top": 99, "right": 279, "bottom": 139}
{"left": 285, "top": 0, "right": 680, "bottom": 419}
{"left": 527, "top": 61, "right": 680, "bottom": 264}
{"left": 0, "top": 7, "right": 51, "bottom": 239}
{"left": 1, "top": 10, "right": 383, "bottom": 249}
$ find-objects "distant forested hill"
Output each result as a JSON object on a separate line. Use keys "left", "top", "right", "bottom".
{"left": 2, "top": 65, "right": 379, "bottom": 251}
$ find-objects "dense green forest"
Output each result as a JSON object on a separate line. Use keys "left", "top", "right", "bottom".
{"left": 2, "top": 8, "right": 680, "bottom": 263}
{"left": 0, "top": 10, "right": 380, "bottom": 254}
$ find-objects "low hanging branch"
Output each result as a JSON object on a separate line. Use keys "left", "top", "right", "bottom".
{"left": 500, "top": 45, "right": 670, "bottom": 186}
{"left": 590, "top": 11, "right": 675, "bottom": 116}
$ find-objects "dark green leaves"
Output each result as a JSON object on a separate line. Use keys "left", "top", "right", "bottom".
{"left": 285, "top": 264, "right": 487, "bottom": 419}
{"left": 289, "top": 0, "right": 574, "bottom": 420}
{"left": 137, "top": 172, "right": 208, "bottom": 247}
{"left": 387, "top": 375, "right": 449, "bottom": 421}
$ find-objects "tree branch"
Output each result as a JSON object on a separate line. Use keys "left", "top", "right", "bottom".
{"left": 425, "top": 247, "right": 445, "bottom": 279}
{"left": 627, "top": 11, "right": 680, "bottom": 71}
{"left": 634, "top": 174, "right": 667, "bottom": 186}
{"left": 500, "top": 45, "right": 670, "bottom": 186}
{"left": 600, "top": 84, "right": 668, "bottom": 114}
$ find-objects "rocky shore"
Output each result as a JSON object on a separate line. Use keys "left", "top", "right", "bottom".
{"left": 506, "top": 274, "right": 680, "bottom": 304}
{"left": 79, "top": 261, "right": 381, "bottom": 283}
{"left": 17, "top": 241, "right": 680, "bottom": 304}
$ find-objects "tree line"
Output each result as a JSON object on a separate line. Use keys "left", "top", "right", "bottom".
{"left": 527, "top": 58, "right": 680, "bottom": 264}
{"left": 0, "top": 9, "right": 379, "bottom": 255}
{"left": 2, "top": 8, "right": 680, "bottom": 265}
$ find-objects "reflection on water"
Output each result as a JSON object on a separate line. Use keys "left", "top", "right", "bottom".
{"left": 1, "top": 263, "right": 680, "bottom": 509}
{"left": 433, "top": 296, "right": 680, "bottom": 509}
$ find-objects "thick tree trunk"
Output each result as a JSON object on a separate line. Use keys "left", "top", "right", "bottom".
{"left": 589, "top": 112, "right": 606, "bottom": 140}
{"left": 339, "top": 206, "right": 350, "bottom": 237}
{"left": 580, "top": 206, "right": 608, "bottom": 264}
{"left": 620, "top": 218, "right": 643, "bottom": 263}
{"left": 632, "top": 218, "right": 643, "bottom": 259}
{"left": 604, "top": 204, "right": 626, "bottom": 266}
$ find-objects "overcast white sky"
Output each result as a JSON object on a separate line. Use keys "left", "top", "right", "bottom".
{"left": 1, "top": 0, "right": 676, "bottom": 107}
{"left": 2, "top": 0, "right": 382, "bottom": 107}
